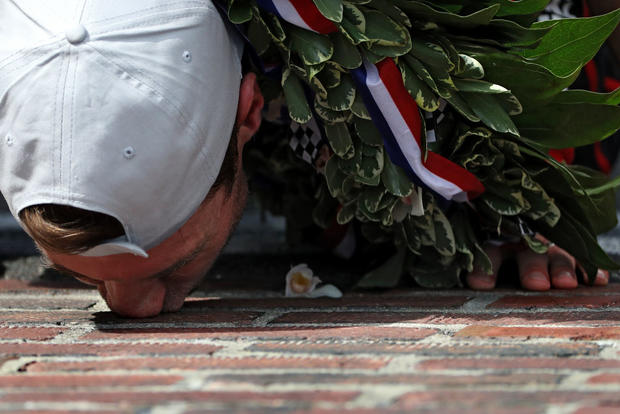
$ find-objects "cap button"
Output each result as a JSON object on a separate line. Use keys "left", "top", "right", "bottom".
{"left": 66, "top": 24, "right": 88, "bottom": 45}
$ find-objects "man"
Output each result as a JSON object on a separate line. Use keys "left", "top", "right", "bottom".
{"left": 0, "top": 0, "right": 610, "bottom": 318}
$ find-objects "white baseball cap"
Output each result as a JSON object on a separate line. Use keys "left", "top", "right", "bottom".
{"left": 0, "top": 0, "right": 244, "bottom": 257}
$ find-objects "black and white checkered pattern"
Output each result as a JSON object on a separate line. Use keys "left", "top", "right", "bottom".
{"left": 423, "top": 99, "right": 447, "bottom": 144}
{"left": 538, "top": 0, "right": 577, "bottom": 21}
{"left": 289, "top": 117, "right": 326, "bottom": 166}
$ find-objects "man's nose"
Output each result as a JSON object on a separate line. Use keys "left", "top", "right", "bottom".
{"left": 100, "top": 279, "right": 166, "bottom": 318}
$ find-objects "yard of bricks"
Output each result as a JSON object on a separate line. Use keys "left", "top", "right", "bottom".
{"left": 0, "top": 251, "right": 619, "bottom": 413}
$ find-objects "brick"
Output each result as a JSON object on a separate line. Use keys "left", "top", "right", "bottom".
{"left": 93, "top": 311, "right": 262, "bottom": 326}
{"left": 418, "top": 358, "right": 620, "bottom": 371}
{"left": 573, "top": 408, "right": 620, "bottom": 414}
{"left": 588, "top": 374, "right": 620, "bottom": 384}
{"left": 397, "top": 391, "right": 620, "bottom": 409}
{"left": 205, "top": 372, "right": 562, "bottom": 387}
{"left": 249, "top": 342, "right": 600, "bottom": 357}
{"left": 0, "top": 391, "right": 359, "bottom": 404}
{"left": 488, "top": 295, "right": 620, "bottom": 309}
{"left": 7, "top": 411, "right": 118, "bottom": 414}
{"left": 0, "top": 374, "right": 183, "bottom": 388}
{"left": 183, "top": 295, "right": 472, "bottom": 310}
{"left": 0, "top": 311, "right": 93, "bottom": 324}
{"left": 270, "top": 311, "right": 620, "bottom": 326}
{"left": 0, "top": 343, "right": 222, "bottom": 357}
{"left": 84, "top": 326, "right": 436, "bottom": 341}
{"left": 0, "top": 327, "right": 64, "bottom": 341}
{"left": 454, "top": 326, "right": 620, "bottom": 340}
{"left": 0, "top": 297, "right": 98, "bottom": 310}
{"left": 26, "top": 355, "right": 388, "bottom": 372}
{"left": 0, "top": 279, "right": 93, "bottom": 292}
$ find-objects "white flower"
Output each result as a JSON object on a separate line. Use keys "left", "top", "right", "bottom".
{"left": 285, "top": 264, "right": 342, "bottom": 298}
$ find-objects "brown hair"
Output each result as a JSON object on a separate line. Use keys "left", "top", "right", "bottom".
{"left": 20, "top": 128, "right": 240, "bottom": 255}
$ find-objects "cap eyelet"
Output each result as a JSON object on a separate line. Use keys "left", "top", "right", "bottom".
{"left": 182, "top": 50, "right": 192, "bottom": 63}
{"left": 5, "top": 134, "right": 14, "bottom": 147}
{"left": 123, "top": 146, "right": 136, "bottom": 159}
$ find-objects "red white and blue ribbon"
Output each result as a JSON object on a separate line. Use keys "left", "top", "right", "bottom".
{"left": 255, "top": 0, "right": 485, "bottom": 201}
{"left": 351, "top": 58, "right": 484, "bottom": 202}
{"left": 256, "top": 0, "right": 338, "bottom": 34}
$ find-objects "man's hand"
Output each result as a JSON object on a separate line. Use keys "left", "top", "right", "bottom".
{"left": 466, "top": 241, "right": 610, "bottom": 291}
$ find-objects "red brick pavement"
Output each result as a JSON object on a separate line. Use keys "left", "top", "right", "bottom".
{"left": 0, "top": 278, "right": 619, "bottom": 413}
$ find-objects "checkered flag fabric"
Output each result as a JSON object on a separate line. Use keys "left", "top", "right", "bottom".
{"left": 289, "top": 117, "right": 326, "bottom": 166}
{"left": 538, "top": 0, "right": 577, "bottom": 21}
{"left": 423, "top": 99, "right": 447, "bottom": 144}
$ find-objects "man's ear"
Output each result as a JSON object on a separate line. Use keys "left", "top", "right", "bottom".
{"left": 235, "top": 73, "right": 264, "bottom": 150}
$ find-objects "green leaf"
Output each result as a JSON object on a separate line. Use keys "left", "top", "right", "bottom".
{"left": 483, "top": 182, "right": 528, "bottom": 216}
{"left": 313, "top": 0, "right": 343, "bottom": 22}
{"left": 454, "top": 79, "right": 509, "bottom": 94}
{"left": 455, "top": 54, "right": 485, "bottom": 79}
{"left": 432, "top": 206, "right": 456, "bottom": 256}
{"left": 337, "top": 200, "right": 357, "bottom": 224}
{"left": 363, "top": 10, "right": 408, "bottom": 44}
{"left": 519, "top": 10, "right": 620, "bottom": 77}
{"left": 485, "top": 19, "right": 552, "bottom": 48}
{"left": 361, "top": 186, "right": 387, "bottom": 213}
{"left": 515, "top": 102, "right": 620, "bottom": 149}
{"left": 314, "top": 99, "right": 350, "bottom": 123}
{"left": 484, "top": 0, "right": 550, "bottom": 17}
{"left": 281, "top": 69, "right": 312, "bottom": 124}
{"left": 330, "top": 32, "right": 363, "bottom": 69}
{"left": 399, "top": 60, "right": 440, "bottom": 111}
{"left": 537, "top": 211, "right": 620, "bottom": 282}
{"left": 473, "top": 243, "right": 493, "bottom": 276}
{"left": 325, "top": 155, "right": 346, "bottom": 198}
{"left": 471, "top": 50, "right": 580, "bottom": 108}
{"left": 355, "top": 118, "right": 383, "bottom": 146}
{"left": 356, "top": 144, "right": 384, "bottom": 184}
{"left": 326, "top": 74, "right": 356, "bottom": 111}
{"left": 551, "top": 88, "right": 620, "bottom": 106}
{"left": 381, "top": 151, "right": 414, "bottom": 197}
{"left": 351, "top": 93, "right": 371, "bottom": 119}
{"left": 357, "top": 247, "right": 406, "bottom": 288}
{"left": 248, "top": 18, "right": 271, "bottom": 55}
{"left": 569, "top": 165, "right": 619, "bottom": 234}
{"left": 258, "top": 10, "right": 287, "bottom": 42}
{"left": 341, "top": 2, "right": 369, "bottom": 45}
{"left": 316, "top": 63, "right": 341, "bottom": 88}
{"left": 324, "top": 123, "right": 353, "bottom": 158}
{"left": 410, "top": 40, "right": 453, "bottom": 73}
{"left": 228, "top": 0, "right": 253, "bottom": 24}
{"left": 289, "top": 26, "right": 334, "bottom": 65}
{"left": 462, "top": 93, "right": 519, "bottom": 136}
{"left": 394, "top": 2, "right": 500, "bottom": 29}
{"left": 402, "top": 55, "right": 440, "bottom": 95}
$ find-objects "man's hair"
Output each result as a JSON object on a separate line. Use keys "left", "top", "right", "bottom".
{"left": 19, "top": 128, "right": 239, "bottom": 255}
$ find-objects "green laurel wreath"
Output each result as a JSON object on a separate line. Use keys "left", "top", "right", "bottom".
{"left": 229, "top": 0, "right": 620, "bottom": 287}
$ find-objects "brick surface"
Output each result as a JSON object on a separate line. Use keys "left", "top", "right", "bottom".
{"left": 25, "top": 356, "right": 389, "bottom": 372}
{"left": 417, "top": 358, "right": 620, "bottom": 371}
{"left": 488, "top": 295, "right": 620, "bottom": 308}
{"left": 84, "top": 326, "right": 437, "bottom": 341}
{"left": 0, "top": 374, "right": 183, "bottom": 388}
{"left": 454, "top": 326, "right": 620, "bottom": 340}
{"left": 0, "top": 390, "right": 360, "bottom": 404}
{"left": 1, "top": 262, "right": 619, "bottom": 413}
{"left": 0, "top": 327, "right": 64, "bottom": 341}
{"left": 0, "top": 343, "right": 222, "bottom": 357}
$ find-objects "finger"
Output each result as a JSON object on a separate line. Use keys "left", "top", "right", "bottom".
{"left": 594, "top": 269, "right": 610, "bottom": 286}
{"left": 466, "top": 244, "right": 503, "bottom": 290}
{"left": 516, "top": 249, "right": 551, "bottom": 291}
{"left": 548, "top": 245, "right": 578, "bottom": 289}
{"left": 578, "top": 266, "right": 610, "bottom": 286}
